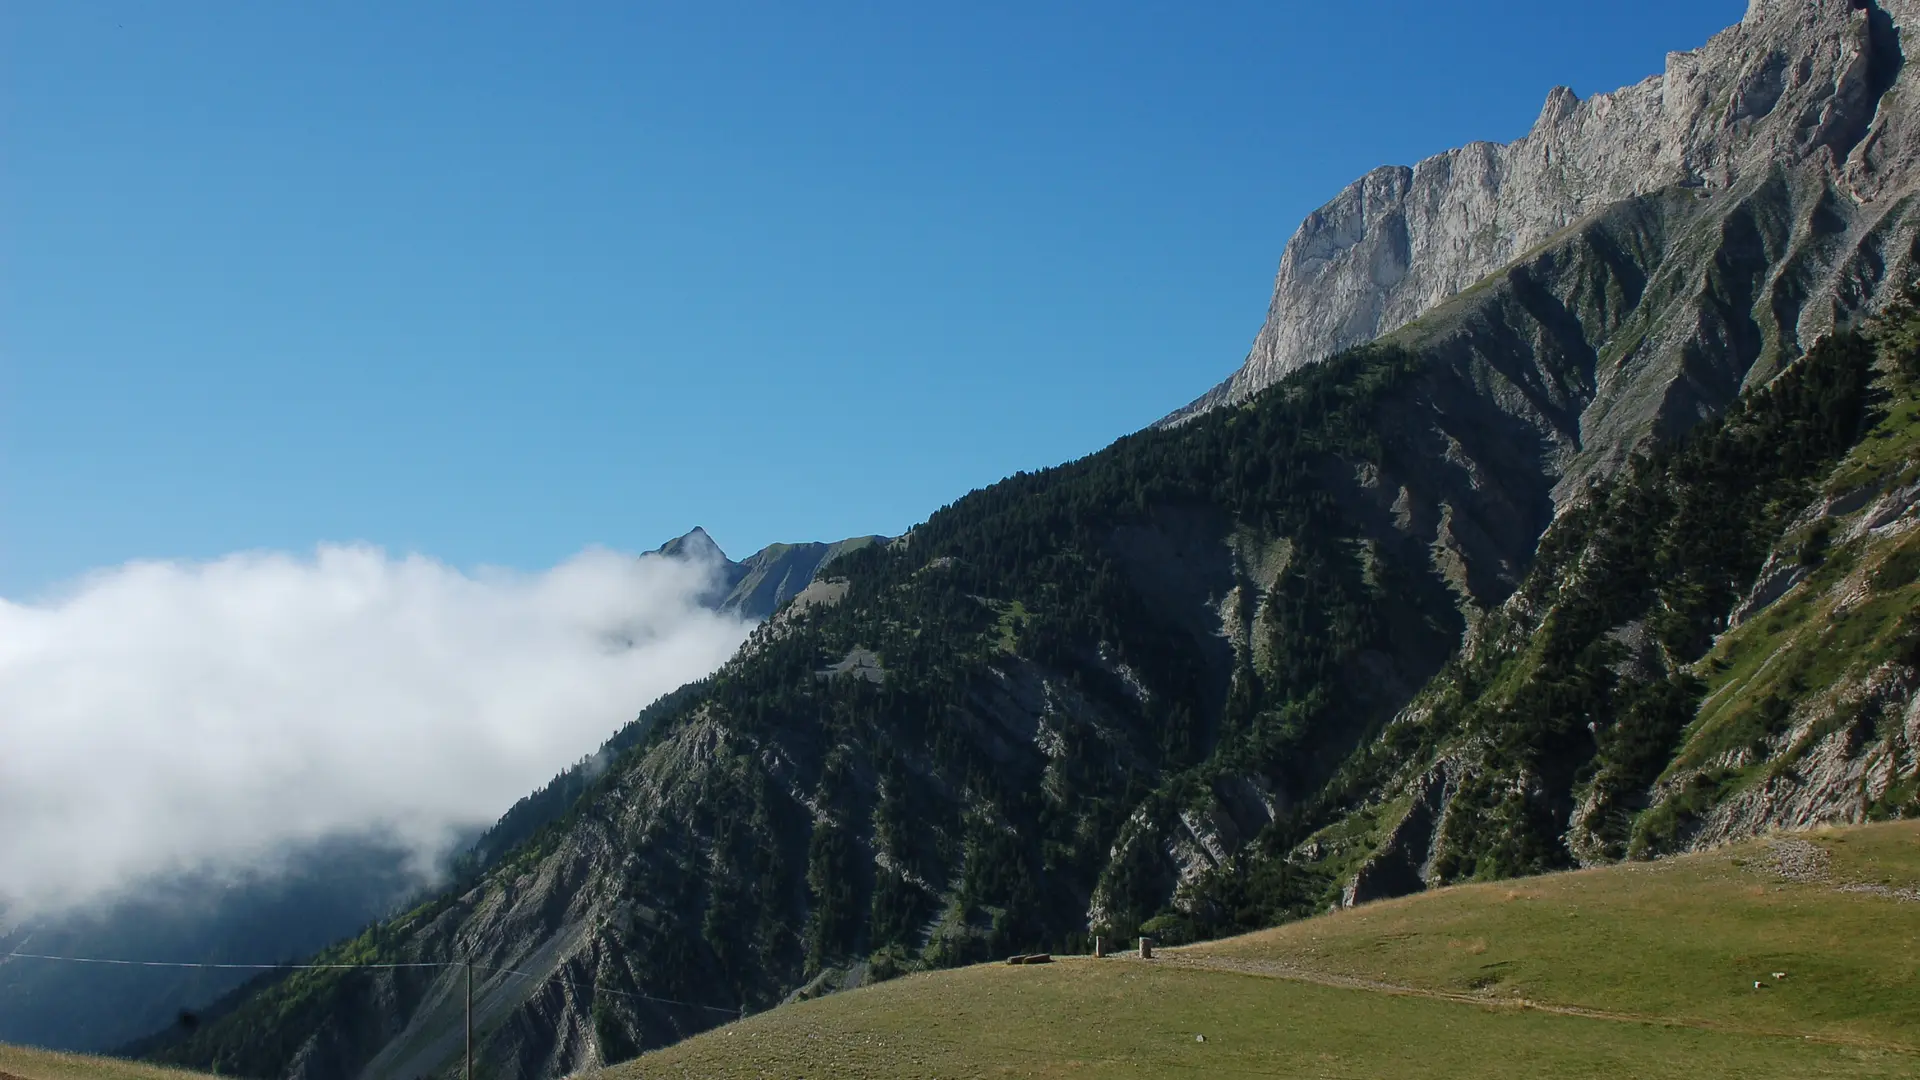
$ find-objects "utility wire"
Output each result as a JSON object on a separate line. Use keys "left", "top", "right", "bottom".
{"left": 1, "top": 949, "right": 448, "bottom": 971}
{"left": 7, "top": 948, "right": 1303, "bottom": 1074}
{"left": 0, "top": 948, "right": 742, "bottom": 1018}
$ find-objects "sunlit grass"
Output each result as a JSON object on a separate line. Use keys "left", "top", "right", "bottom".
{"left": 605, "top": 822, "right": 1920, "bottom": 1080}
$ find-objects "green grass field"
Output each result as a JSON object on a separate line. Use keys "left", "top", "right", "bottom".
{"left": 0, "top": 1044, "right": 214, "bottom": 1080}
{"left": 605, "top": 822, "right": 1920, "bottom": 1079}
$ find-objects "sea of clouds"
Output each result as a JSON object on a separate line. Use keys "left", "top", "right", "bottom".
{"left": 0, "top": 544, "right": 751, "bottom": 918}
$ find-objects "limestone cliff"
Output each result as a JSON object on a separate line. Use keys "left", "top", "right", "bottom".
{"left": 1169, "top": 0, "right": 1920, "bottom": 430}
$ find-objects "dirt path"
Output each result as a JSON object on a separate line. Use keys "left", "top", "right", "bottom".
{"left": 1150, "top": 952, "right": 1920, "bottom": 1056}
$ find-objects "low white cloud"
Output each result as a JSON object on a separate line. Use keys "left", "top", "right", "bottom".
{"left": 0, "top": 544, "right": 751, "bottom": 918}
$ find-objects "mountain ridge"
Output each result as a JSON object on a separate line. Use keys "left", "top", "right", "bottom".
{"left": 1165, "top": 0, "right": 1920, "bottom": 431}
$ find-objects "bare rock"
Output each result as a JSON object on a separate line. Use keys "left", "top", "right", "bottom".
{"left": 1168, "top": 0, "right": 1915, "bottom": 429}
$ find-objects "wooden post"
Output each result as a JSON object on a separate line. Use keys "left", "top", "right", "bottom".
{"left": 1093, "top": 935, "right": 1107, "bottom": 958}
{"left": 1138, "top": 936, "right": 1153, "bottom": 960}
{"left": 465, "top": 959, "right": 472, "bottom": 1080}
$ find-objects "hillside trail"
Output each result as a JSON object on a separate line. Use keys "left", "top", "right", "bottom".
{"left": 1148, "top": 952, "right": 1920, "bottom": 1057}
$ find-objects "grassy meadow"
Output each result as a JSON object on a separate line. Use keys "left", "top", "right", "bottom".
{"left": 605, "top": 822, "right": 1920, "bottom": 1079}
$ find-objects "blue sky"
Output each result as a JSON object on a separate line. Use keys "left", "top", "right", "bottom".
{"left": 3, "top": 1, "right": 1746, "bottom": 594}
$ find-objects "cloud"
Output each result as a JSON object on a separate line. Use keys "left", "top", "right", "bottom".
{"left": 0, "top": 544, "right": 751, "bottom": 917}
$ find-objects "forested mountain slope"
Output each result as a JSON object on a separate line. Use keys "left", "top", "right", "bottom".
{"left": 135, "top": 6, "right": 1920, "bottom": 1078}
{"left": 145, "top": 233, "right": 1920, "bottom": 1080}
{"left": 1285, "top": 303, "right": 1919, "bottom": 913}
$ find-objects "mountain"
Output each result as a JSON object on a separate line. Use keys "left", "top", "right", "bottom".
{"left": 1166, "top": 0, "right": 1916, "bottom": 428}
{"left": 656, "top": 528, "right": 888, "bottom": 621}
{"left": 139, "top": 311, "right": 1918, "bottom": 1080}
{"left": 134, "top": 4, "right": 1920, "bottom": 1078}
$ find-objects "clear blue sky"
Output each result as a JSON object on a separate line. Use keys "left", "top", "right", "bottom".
{"left": 3, "top": 1, "right": 1745, "bottom": 594}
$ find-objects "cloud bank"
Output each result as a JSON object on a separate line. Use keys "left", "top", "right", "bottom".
{"left": 0, "top": 545, "right": 751, "bottom": 917}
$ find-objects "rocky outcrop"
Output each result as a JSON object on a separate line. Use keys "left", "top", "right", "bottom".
{"left": 1340, "top": 757, "right": 1465, "bottom": 907}
{"left": 1168, "top": 0, "right": 1918, "bottom": 429}
{"left": 1682, "top": 662, "right": 1919, "bottom": 848}
{"left": 1649, "top": 483, "right": 1920, "bottom": 853}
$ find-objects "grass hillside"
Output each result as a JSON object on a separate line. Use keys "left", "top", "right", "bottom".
{"left": 605, "top": 821, "right": 1920, "bottom": 1079}
{"left": 0, "top": 1045, "right": 214, "bottom": 1080}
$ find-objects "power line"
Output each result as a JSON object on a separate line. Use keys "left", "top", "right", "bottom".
{"left": 1, "top": 949, "right": 448, "bottom": 971}
{"left": 0, "top": 948, "right": 742, "bottom": 1018}
{"left": 8, "top": 949, "right": 1306, "bottom": 1074}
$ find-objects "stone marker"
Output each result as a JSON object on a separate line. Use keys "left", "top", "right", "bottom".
{"left": 1138, "top": 937, "right": 1154, "bottom": 960}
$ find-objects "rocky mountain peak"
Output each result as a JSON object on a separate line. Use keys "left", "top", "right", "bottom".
{"left": 1534, "top": 84, "right": 1581, "bottom": 131}
{"left": 651, "top": 527, "right": 887, "bottom": 621}
{"left": 655, "top": 525, "right": 728, "bottom": 563}
{"left": 1164, "top": 0, "right": 1912, "bottom": 426}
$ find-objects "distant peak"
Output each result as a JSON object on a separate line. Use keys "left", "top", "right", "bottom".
{"left": 655, "top": 526, "right": 730, "bottom": 564}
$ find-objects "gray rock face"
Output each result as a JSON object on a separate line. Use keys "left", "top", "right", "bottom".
{"left": 1168, "top": 0, "right": 1918, "bottom": 424}
{"left": 1341, "top": 756, "right": 1465, "bottom": 908}
{"left": 1679, "top": 660, "right": 1919, "bottom": 850}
